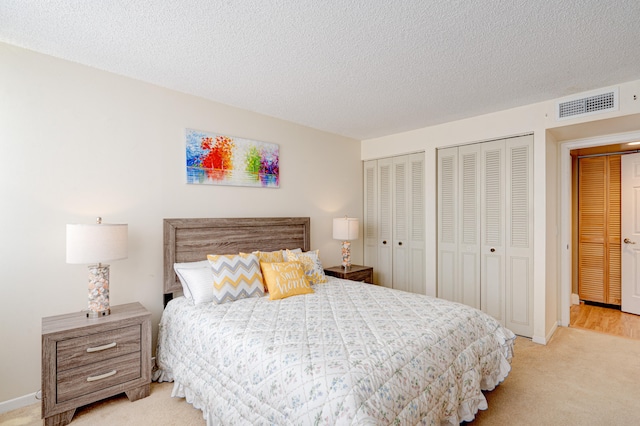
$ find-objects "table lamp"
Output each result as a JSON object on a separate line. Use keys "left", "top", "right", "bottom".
{"left": 333, "top": 216, "right": 359, "bottom": 269}
{"left": 66, "top": 217, "right": 128, "bottom": 318}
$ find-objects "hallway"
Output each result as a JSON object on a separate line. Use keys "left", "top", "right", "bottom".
{"left": 570, "top": 302, "right": 640, "bottom": 340}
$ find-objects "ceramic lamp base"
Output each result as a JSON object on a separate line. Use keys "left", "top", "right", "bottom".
{"left": 87, "top": 264, "right": 111, "bottom": 318}
{"left": 341, "top": 241, "right": 352, "bottom": 269}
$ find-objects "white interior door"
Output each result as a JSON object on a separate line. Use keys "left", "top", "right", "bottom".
{"left": 621, "top": 152, "right": 640, "bottom": 315}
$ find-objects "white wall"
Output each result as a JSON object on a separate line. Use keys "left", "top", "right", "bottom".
{"left": 0, "top": 43, "right": 363, "bottom": 403}
{"left": 362, "top": 79, "right": 640, "bottom": 344}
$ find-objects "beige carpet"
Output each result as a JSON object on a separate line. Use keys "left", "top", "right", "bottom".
{"left": 3, "top": 326, "right": 640, "bottom": 425}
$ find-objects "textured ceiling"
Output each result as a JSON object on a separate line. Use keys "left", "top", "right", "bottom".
{"left": 1, "top": 0, "right": 639, "bottom": 140}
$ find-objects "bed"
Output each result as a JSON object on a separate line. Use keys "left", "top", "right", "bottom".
{"left": 154, "top": 217, "right": 515, "bottom": 425}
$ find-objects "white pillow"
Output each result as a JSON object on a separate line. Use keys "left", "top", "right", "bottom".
{"left": 173, "top": 261, "right": 214, "bottom": 304}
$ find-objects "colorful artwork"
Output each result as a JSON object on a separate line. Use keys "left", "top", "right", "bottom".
{"left": 185, "top": 129, "right": 279, "bottom": 187}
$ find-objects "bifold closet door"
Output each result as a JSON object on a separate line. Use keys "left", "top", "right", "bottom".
{"left": 437, "top": 145, "right": 480, "bottom": 308}
{"left": 438, "top": 135, "right": 533, "bottom": 337}
{"left": 408, "top": 154, "right": 426, "bottom": 294}
{"left": 364, "top": 153, "right": 425, "bottom": 293}
{"left": 376, "top": 158, "right": 393, "bottom": 288}
{"left": 480, "top": 139, "right": 506, "bottom": 324}
{"left": 437, "top": 147, "right": 458, "bottom": 302}
{"left": 392, "top": 153, "right": 426, "bottom": 294}
{"left": 504, "top": 135, "right": 533, "bottom": 337}
{"left": 458, "top": 144, "right": 481, "bottom": 308}
{"left": 480, "top": 135, "right": 533, "bottom": 336}
{"left": 363, "top": 160, "right": 378, "bottom": 283}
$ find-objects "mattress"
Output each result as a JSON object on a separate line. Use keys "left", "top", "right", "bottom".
{"left": 154, "top": 277, "right": 515, "bottom": 425}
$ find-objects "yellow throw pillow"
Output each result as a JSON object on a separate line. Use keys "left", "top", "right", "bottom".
{"left": 254, "top": 250, "right": 285, "bottom": 263}
{"left": 240, "top": 250, "right": 286, "bottom": 292}
{"left": 261, "top": 262, "right": 314, "bottom": 300}
{"left": 285, "top": 249, "right": 328, "bottom": 284}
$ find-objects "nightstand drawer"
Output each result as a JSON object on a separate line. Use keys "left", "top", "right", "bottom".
{"left": 343, "top": 269, "right": 372, "bottom": 283}
{"left": 324, "top": 265, "right": 374, "bottom": 284}
{"left": 57, "top": 325, "right": 141, "bottom": 371}
{"left": 57, "top": 351, "right": 141, "bottom": 403}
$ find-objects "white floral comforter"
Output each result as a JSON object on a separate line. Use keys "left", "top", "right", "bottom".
{"left": 154, "top": 278, "right": 514, "bottom": 425}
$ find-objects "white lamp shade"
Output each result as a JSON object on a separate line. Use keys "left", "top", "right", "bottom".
{"left": 333, "top": 217, "right": 359, "bottom": 241}
{"left": 66, "top": 223, "right": 128, "bottom": 264}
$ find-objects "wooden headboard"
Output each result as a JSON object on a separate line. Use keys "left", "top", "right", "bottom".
{"left": 163, "top": 217, "right": 311, "bottom": 302}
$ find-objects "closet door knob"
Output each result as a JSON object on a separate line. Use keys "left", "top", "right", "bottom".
{"left": 624, "top": 238, "right": 636, "bottom": 244}
{"left": 382, "top": 240, "right": 387, "bottom": 245}
{"left": 490, "top": 248, "right": 496, "bottom": 252}
{"left": 398, "top": 242, "right": 403, "bottom": 246}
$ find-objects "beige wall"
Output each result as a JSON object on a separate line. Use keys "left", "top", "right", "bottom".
{"left": 0, "top": 43, "right": 363, "bottom": 403}
{"left": 362, "top": 79, "right": 640, "bottom": 344}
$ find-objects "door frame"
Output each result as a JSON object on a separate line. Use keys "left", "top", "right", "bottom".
{"left": 559, "top": 130, "right": 640, "bottom": 326}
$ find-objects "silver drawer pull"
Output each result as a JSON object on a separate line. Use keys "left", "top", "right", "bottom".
{"left": 87, "top": 370, "right": 117, "bottom": 382}
{"left": 86, "top": 342, "right": 117, "bottom": 353}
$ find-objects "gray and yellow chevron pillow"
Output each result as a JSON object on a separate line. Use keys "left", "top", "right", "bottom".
{"left": 207, "top": 253, "right": 265, "bottom": 304}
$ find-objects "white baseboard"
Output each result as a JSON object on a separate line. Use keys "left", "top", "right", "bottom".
{"left": 0, "top": 391, "right": 39, "bottom": 414}
{"left": 531, "top": 321, "right": 559, "bottom": 345}
{"left": 571, "top": 293, "right": 580, "bottom": 305}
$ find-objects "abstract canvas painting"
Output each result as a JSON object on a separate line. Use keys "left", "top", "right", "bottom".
{"left": 185, "top": 128, "right": 279, "bottom": 187}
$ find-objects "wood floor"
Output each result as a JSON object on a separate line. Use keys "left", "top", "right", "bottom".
{"left": 570, "top": 302, "right": 640, "bottom": 340}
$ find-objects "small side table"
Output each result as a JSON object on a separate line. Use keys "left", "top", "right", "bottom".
{"left": 41, "top": 302, "right": 151, "bottom": 426}
{"left": 324, "top": 265, "right": 374, "bottom": 284}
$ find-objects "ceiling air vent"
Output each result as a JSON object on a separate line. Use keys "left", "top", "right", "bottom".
{"left": 556, "top": 87, "right": 618, "bottom": 121}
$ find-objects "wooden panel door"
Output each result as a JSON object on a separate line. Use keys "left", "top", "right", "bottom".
{"left": 608, "top": 156, "right": 622, "bottom": 305}
{"left": 578, "top": 155, "right": 621, "bottom": 305}
{"left": 578, "top": 157, "right": 606, "bottom": 302}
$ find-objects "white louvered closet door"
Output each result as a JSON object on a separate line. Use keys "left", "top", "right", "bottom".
{"left": 437, "top": 135, "right": 533, "bottom": 337}
{"left": 437, "top": 147, "right": 458, "bottom": 302}
{"left": 392, "top": 154, "right": 426, "bottom": 293}
{"left": 458, "top": 144, "right": 481, "bottom": 309}
{"left": 363, "top": 160, "right": 378, "bottom": 282}
{"left": 364, "top": 153, "right": 425, "bottom": 293}
{"left": 481, "top": 140, "right": 507, "bottom": 324}
{"left": 392, "top": 156, "right": 410, "bottom": 292}
{"left": 377, "top": 158, "right": 393, "bottom": 289}
{"left": 408, "top": 153, "right": 426, "bottom": 294}
{"left": 438, "top": 144, "right": 481, "bottom": 309}
{"left": 504, "top": 135, "right": 533, "bottom": 336}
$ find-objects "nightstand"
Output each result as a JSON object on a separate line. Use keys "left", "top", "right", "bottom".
{"left": 42, "top": 302, "right": 151, "bottom": 426}
{"left": 324, "top": 265, "right": 374, "bottom": 284}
